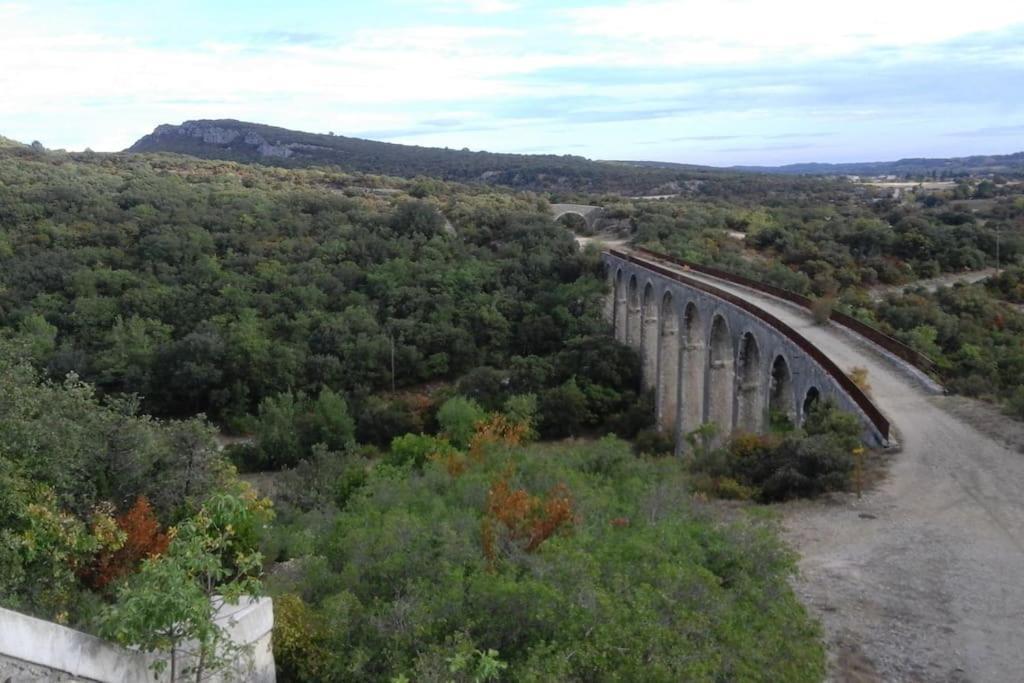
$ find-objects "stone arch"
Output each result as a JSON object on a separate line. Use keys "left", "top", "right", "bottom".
{"left": 626, "top": 274, "right": 641, "bottom": 347}
{"left": 640, "top": 281, "right": 658, "bottom": 389}
{"left": 768, "top": 355, "right": 796, "bottom": 430}
{"left": 551, "top": 204, "right": 604, "bottom": 231}
{"left": 802, "top": 386, "right": 821, "bottom": 424}
{"left": 706, "top": 314, "right": 735, "bottom": 435}
{"left": 657, "top": 290, "right": 679, "bottom": 433}
{"left": 613, "top": 268, "right": 627, "bottom": 343}
{"left": 555, "top": 211, "right": 588, "bottom": 232}
{"left": 679, "top": 301, "right": 706, "bottom": 437}
{"left": 736, "top": 332, "right": 765, "bottom": 433}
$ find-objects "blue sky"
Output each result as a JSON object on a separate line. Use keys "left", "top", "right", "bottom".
{"left": 2, "top": 0, "right": 1023, "bottom": 165}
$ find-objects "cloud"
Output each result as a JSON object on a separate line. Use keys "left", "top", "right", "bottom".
{"left": 719, "top": 143, "right": 826, "bottom": 154}
{"left": 433, "top": 0, "right": 520, "bottom": 14}
{"left": 668, "top": 134, "right": 744, "bottom": 142}
{"left": 257, "top": 31, "right": 334, "bottom": 45}
{"left": 946, "top": 124, "right": 1024, "bottom": 138}
{"left": 563, "top": 0, "right": 1024, "bottom": 66}
{"left": 1, "top": 0, "right": 1022, "bottom": 164}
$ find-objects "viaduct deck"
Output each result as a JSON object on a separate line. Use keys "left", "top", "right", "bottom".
{"left": 621, "top": 247, "right": 1024, "bottom": 681}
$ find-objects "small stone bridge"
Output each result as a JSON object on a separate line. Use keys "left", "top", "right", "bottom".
{"left": 603, "top": 248, "right": 894, "bottom": 449}
{"left": 551, "top": 203, "right": 604, "bottom": 231}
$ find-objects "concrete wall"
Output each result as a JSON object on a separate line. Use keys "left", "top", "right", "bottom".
{"left": 604, "top": 253, "right": 888, "bottom": 448}
{"left": 0, "top": 597, "right": 274, "bottom": 683}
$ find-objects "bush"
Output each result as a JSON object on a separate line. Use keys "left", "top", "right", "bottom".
{"left": 687, "top": 400, "right": 861, "bottom": 502}
{"left": 437, "top": 396, "right": 487, "bottom": 449}
{"left": 810, "top": 296, "right": 835, "bottom": 325}
{"left": 266, "top": 439, "right": 825, "bottom": 681}
{"left": 633, "top": 427, "right": 675, "bottom": 456}
{"left": 356, "top": 397, "right": 422, "bottom": 448}
{"left": 1007, "top": 386, "right": 1024, "bottom": 420}
{"left": 387, "top": 433, "right": 457, "bottom": 469}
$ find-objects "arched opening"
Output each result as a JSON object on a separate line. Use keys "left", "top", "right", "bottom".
{"left": 768, "top": 355, "right": 795, "bottom": 431}
{"left": 555, "top": 212, "right": 588, "bottom": 234}
{"left": 706, "top": 314, "right": 734, "bottom": 436}
{"left": 679, "top": 302, "right": 705, "bottom": 437}
{"left": 657, "top": 291, "right": 679, "bottom": 434}
{"left": 613, "top": 269, "right": 627, "bottom": 343}
{"left": 802, "top": 386, "right": 821, "bottom": 424}
{"left": 640, "top": 282, "right": 658, "bottom": 389}
{"left": 626, "top": 275, "right": 641, "bottom": 347}
{"left": 736, "top": 332, "right": 764, "bottom": 433}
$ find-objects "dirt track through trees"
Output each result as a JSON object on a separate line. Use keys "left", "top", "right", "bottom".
{"left": 644, "top": 254, "right": 1024, "bottom": 682}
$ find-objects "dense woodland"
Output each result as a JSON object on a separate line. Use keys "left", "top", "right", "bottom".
{"left": 3, "top": 130, "right": 1023, "bottom": 680}
{"left": 0, "top": 140, "right": 650, "bottom": 451}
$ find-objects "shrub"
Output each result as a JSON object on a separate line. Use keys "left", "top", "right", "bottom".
{"left": 633, "top": 427, "right": 675, "bottom": 455}
{"left": 84, "top": 496, "right": 170, "bottom": 590}
{"left": 810, "top": 296, "right": 835, "bottom": 325}
{"left": 437, "top": 396, "right": 487, "bottom": 449}
{"left": 687, "top": 401, "right": 861, "bottom": 502}
{"left": 387, "top": 433, "right": 457, "bottom": 470}
{"left": 1007, "top": 386, "right": 1024, "bottom": 420}
{"left": 279, "top": 440, "right": 826, "bottom": 680}
{"left": 848, "top": 366, "right": 871, "bottom": 394}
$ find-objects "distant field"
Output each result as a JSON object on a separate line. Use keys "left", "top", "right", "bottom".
{"left": 860, "top": 181, "right": 957, "bottom": 191}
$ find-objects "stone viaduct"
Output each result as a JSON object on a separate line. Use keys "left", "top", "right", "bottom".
{"left": 603, "top": 249, "right": 891, "bottom": 449}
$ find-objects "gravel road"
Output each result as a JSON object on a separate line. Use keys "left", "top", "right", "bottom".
{"left": 647, "top": 256, "right": 1024, "bottom": 682}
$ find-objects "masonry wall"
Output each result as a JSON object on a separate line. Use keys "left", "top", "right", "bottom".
{"left": 0, "top": 598, "right": 274, "bottom": 683}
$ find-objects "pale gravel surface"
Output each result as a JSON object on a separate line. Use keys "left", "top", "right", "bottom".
{"left": 637, "top": 251, "right": 1024, "bottom": 683}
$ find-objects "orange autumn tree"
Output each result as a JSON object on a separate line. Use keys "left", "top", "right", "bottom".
{"left": 85, "top": 496, "right": 170, "bottom": 589}
{"left": 481, "top": 469, "right": 575, "bottom": 567}
{"left": 468, "top": 413, "right": 530, "bottom": 461}
{"left": 438, "top": 412, "right": 532, "bottom": 477}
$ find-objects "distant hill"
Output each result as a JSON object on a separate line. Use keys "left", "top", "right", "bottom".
{"left": 729, "top": 152, "right": 1024, "bottom": 177}
{"left": 127, "top": 119, "right": 716, "bottom": 194}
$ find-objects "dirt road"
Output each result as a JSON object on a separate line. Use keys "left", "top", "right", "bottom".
{"left": 648, "top": 256, "right": 1024, "bottom": 682}
{"left": 868, "top": 269, "right": 997, "bottom": 300}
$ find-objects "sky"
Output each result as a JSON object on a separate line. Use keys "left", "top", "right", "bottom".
{"left": 1, "top": 0, "right": 1023, "bottom": 166}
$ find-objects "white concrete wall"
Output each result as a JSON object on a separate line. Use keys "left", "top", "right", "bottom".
{"left": 0, "top": 597, "right": 274, "bottom": 683}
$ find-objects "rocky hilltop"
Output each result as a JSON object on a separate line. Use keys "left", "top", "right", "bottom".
{"left": 125, "top": 119, "right": 718, "bottom": 193}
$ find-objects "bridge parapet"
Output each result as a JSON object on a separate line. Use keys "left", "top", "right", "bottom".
{"left": 604, "top": 249, "right": 891, "bottom": 449}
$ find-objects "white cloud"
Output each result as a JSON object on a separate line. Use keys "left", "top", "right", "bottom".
{"left": 0, "top": 8, "right": 561, "bottom": 148}
{"left": 1, "top": 0, "right": 1021, "bottom": 162}
{"left": 564, "top": 0, "right": 1024, "bottom": 65}
{"left": 434, "top": 0, "right": 521, "bottom": 14}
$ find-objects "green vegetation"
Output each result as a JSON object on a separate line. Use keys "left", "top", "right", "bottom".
{"left": 19, "top": 132, "right": 1015, "bottom": 680}
{"left": 627, "top": 183, "right": 1022, "bottom": 296}
{"left": 685, "top": 401, "right": 862, "bottom": 503}
{"left": 841, "top": 282, "right": 1024, "bottom": 413}
{"left": 619, "top": 177, "right": 1024, "bottom": 416}
{"left": 0, "top": 340, "right": 266, "bottom": 679}
{"left": 128, "top": 119, "right": 729, "bottom": 194}
{"left": 265, "top": 427, "right": 826, "bottom": 682}
{"left": 0, "top": 144, "right": 646, "bottom": 453}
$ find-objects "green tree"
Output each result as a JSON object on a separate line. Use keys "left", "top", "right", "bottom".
{"left": 306, "top": 387, "right": 355, "bottom": 452}
{"left": 100, "top": 490, "right": 269, "bottom": 682}
{"left": 437, "top": 396, "right": 486, "bottom": 449}
{"left": 256, "top": 392, "right": 302, "bottom": 469}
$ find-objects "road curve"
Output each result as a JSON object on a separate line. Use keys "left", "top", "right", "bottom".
{"left": 633, "top": 249, "right": 1024, "bottom": 682}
